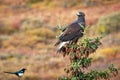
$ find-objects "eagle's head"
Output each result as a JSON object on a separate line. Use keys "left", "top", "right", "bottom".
{"left": 76, "top": 12, "right": 85, "bottom": 17}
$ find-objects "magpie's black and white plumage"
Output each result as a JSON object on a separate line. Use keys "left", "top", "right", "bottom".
{"left": 55, "top": 12, "right": 86, "bottom": 52}
{"left": 4, "top": 68, "right": 26, "bottom": 78}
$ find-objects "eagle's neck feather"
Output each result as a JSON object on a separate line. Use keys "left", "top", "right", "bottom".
{"left": 77, "top": 16, "right": 85, "bottom": 23}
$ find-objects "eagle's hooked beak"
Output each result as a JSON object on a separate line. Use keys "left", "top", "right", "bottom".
{"left": 76, "top": 12, "right": 85, "bottom": 16}
{"left": 76, "top": 12, "right": 80, "bottom": 16}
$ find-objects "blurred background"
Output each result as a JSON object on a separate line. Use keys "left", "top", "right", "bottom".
{"left": 0, "top": 0, "right": 120, "bottom": 80}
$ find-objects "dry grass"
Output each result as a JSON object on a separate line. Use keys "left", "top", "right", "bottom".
{"left": 25, "top": 28, "right": 55, "bottom": 38}
{"left": 97, "top": 47, "right": 120, "bottom": 58}
{"left": 0, "top": 52, "right": 65, "bottom": 80}
{"left": 90, "top": 46, "right": 120, "bottom": 60}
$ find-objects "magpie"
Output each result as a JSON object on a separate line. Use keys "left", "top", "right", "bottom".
{"left": 4, "top": 68, "right": 26, "bottom": 79}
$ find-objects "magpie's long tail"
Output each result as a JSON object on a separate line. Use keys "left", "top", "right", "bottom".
{"left": 19, "top": 77, "right": 22, "bottom": 80}
{"left": 4, "top": 71, "right": 15, "bottom": 74}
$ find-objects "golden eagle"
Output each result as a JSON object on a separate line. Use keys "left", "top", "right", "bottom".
{"left": 55, "top": 12, "right": 86, "bottom": 53}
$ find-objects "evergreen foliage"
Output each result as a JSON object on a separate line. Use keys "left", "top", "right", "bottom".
{"left": 57, "top": 27, "right": 119, "bottom": 80}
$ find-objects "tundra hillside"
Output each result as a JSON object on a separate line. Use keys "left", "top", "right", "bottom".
{"left": 0, "top": 0, "right": 120, "bottom": 80}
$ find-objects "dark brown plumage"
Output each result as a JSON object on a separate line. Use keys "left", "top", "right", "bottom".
{"left": 55, "top": 12, "right": 86, "bottom": 53}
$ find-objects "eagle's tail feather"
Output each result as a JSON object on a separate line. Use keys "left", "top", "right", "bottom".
{"left": 57, "top": 46, "right": 66, "bottom": 53}
{"left": 54, "top": 40, "right": 61, "bottom": 46}
{"left": 56, "top": 42, "right": 69, "bottom": 53}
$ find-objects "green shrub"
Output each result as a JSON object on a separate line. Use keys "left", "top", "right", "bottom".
{"left": 96, "top": 11, "right": 120, "bottom": 34}
{"left": 58, "top": 37, "right": 120, "bottom": 80}
{"left": 56, "top": 26, "right": 120, "bottom": 80}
